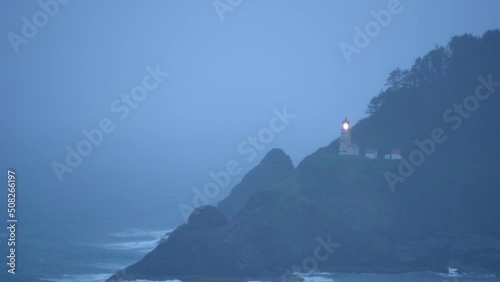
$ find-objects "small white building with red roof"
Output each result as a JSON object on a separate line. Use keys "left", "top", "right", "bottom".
{"left": 347, "top": 143, "right": 360, "bottom": 156}
{"left": 390, "top": 149, "right": 402, "bottom": 160}
{"left": 365, "top": 148, "right": 378, "bottom": 159}
{"left": 384, "top": 149, "right": 402, "bottom": 160}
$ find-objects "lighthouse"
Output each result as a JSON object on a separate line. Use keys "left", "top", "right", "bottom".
{"left": 339, "top": 118, "right": 359, "bottom": 156}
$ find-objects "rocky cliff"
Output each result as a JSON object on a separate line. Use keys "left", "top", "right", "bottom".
{"left": 108, "top": 30, "right": 500, "bottom": 281}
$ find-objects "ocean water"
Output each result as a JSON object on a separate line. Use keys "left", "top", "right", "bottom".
{"left": 28, "top": 227, "right": 175, "bottom": 282}
{"left": 26, "top": 228, "right": 500, "bottom": 282}
{"left": 297, "top": 272, "right": 499, "bottom": 282}
{"left": 0, "top": 178, "right": 186, "bottom": 282}
{"left": 3, "top": 222, "right": 500, "bottom": 282}
{"left": 0, "top": 181, "right": 498, "bottom": 282}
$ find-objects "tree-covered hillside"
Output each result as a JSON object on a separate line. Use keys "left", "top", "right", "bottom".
{"left": 109, "top": 30, "right": 500, "bottom": 282}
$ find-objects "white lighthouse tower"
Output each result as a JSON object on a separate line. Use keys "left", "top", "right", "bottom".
{"left": 339, "top": 118, "right": 359, "bottom": 156}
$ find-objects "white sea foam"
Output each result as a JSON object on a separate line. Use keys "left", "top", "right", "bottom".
{"left": 300, "top": 275, "right": 336, "bottom": 282}
{"left": 40, "top": 273, "right": 113, "bottom": 282}
{"left": 438, "top": 267, "right": 462, "bottom": 278}
{"left": 92, "top": 228, "right": 172, "bottom": 253}
{"left": 293, "top": 272, "right": 336, "bottom": 282}
{"left": 107, "top": 228, "right": 172, "bottom": 239}
{"left": 100, "top": 238, "right": 160, "bottom": 252}
{"left": 92, "top": 262, "right": 127, "bottom": 271}
{"left": 135, "top": 280, "right": 182, "bottom": 282}
{"left": 447, "top": 267, "right": 460, "bottom": 277}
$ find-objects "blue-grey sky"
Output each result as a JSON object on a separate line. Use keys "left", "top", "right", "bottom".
{"left": 1, "top": 0, "right": 500, "bottom": 226}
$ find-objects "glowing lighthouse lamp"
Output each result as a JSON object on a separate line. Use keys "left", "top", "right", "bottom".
{"left": 339, "top": 118, "right": 359, "bottom": 156}
{"left": 342, "top": 120, "right": 350, "bottom": 130}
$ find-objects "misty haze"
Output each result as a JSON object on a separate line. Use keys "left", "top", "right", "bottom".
{"left": 1, "top": 1, "right": 500, "bottom": 282}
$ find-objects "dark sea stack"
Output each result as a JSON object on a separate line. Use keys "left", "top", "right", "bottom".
{"left": 218, "top": 148, "right": 295, "bottom": 219}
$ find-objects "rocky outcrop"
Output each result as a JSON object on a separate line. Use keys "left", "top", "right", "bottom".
{"left": 109, "top": 30, "right": 500, "bottom": 281}
{"left": 217, "top": 148, "right": 294, "bottom": 219}
{"left": 187, "top": 205, "right": 227, "bottom": 227}
{"left": 107, "top": 191, "right": 340, "bottom": 282}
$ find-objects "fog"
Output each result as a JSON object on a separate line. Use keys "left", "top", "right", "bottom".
{"left": 2, "top": 0, "right": 500, "bottom": 233}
